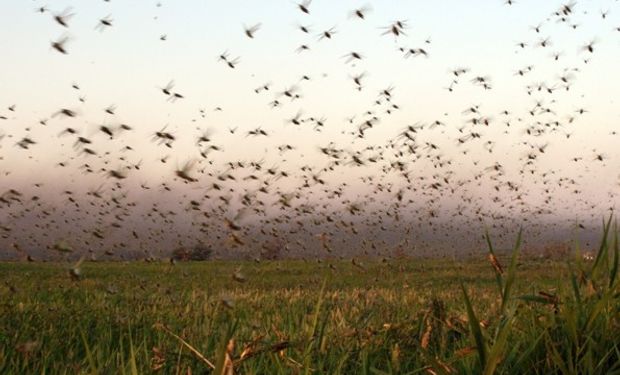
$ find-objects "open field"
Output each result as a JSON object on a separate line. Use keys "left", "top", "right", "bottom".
{"left": 1, "top": 229, "right": 619, "bottom": 374}
{"left": 4, "top": 0, "right": 620, "bottom": 373}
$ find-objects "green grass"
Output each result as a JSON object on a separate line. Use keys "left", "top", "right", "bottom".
{"left": 0, "top": 224, "right": 619, "bottom": 374}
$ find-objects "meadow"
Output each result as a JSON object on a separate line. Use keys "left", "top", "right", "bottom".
{"left": 1, "top": 225, "right": 619, "bottom": 374}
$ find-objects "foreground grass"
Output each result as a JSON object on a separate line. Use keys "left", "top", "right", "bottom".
{"left": 0, "top": 225, "right": 619, "bottom": 374}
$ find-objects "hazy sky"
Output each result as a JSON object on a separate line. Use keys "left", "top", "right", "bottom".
{"left": 1, "top": 0, "right": 619, "bottom": 259}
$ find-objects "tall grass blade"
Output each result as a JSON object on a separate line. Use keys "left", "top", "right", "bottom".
{"left": 501, "top": 229, "right": 522, "bottom": 313}
{"left": 461, "top": 282, "right": 487, "bottom": 369}
{"left": 79, "top": 328, "right": 99, "bottom": 375}
{"left": 485, "top": 230, "right": 504, "bottom": 299}
{"left": 484, "top": 315, "right": 514, "bottom": 375}
{"left": 609, "top": 223, "right": 618, "bottom": 289}
{"left": 591, "top": 215, "right": 612, "bottom": 277}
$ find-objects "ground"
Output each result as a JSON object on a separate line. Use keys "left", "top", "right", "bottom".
{"left": 0, "top": 254, "right": 618, "bottom": 374}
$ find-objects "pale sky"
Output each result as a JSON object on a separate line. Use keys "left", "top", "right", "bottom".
{"left": 1, "top": 0, "right": 619, "bottom": 259}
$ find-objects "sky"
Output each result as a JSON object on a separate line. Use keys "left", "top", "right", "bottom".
{"left": 0, "top": 0, "right": 619, "bottom": 260}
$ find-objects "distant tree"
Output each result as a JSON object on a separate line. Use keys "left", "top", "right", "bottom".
{"left": 171, "top": 244, "right": 212, "bottom": 261}
{"left": 188, "top": 244, "right": 213, "bottom": 261}
{"left": 171, "top": 247, "right": 190, "bottom": 261}
{"left": 260, "top": 239, "right": 285, "bottom": 260}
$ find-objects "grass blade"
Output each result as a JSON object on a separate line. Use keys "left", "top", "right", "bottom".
{"left": 461, "top": 282, "right": 487, "bottom": 369}
{"left": 485, "top": 230, "right": 504, "bottom": 299}
{"left": 501, "top": 229, "right": 522, "bottom": 313}
{"left": 609, "top": 223, "right": 618, "bottom": 289}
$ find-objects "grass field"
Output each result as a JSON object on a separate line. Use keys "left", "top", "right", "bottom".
{"left": 1, "top": 226, "right": 619, "bottom": 374}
